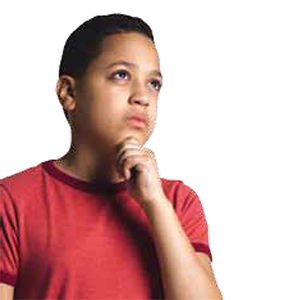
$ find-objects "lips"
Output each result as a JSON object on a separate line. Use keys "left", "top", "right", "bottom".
{"left": 127, "top": 113, "right": 147, "bottom": 125}
{"left": 127, "top": 118, "right": 146, "bottom": 129}
{"left": 128, "top": 117, "right": 146, "bottom": 124}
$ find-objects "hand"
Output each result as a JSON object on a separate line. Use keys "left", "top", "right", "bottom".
{"left": 116, "top": 137, "right": 166, "bottom": 210}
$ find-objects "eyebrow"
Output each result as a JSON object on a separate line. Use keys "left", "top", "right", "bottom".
{"left": 105, "top": 61, "right": 163, "bottom": 80}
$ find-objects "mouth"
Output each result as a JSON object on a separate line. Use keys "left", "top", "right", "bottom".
{"left": 127, "top": 117, "right": 147, "bottom": 128}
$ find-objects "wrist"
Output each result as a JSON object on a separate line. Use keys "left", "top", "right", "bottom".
{"left": 142, "top": 195, "right": 172, "bottom": 216}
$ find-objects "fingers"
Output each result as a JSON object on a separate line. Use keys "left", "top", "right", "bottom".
{"left": 116, "top": 137, "right": 140, "bottom": 159}
{"left": 116, "top": 144, "right": 139, "bottom": 178}
{"left": 116, "top": 137, "right": 142, "bottom": 179}
{"left": 116, "top": 147, "right": 142, "bottom": 177}
{"left": 116, "top": 143, "right": 140, "bottom": 165}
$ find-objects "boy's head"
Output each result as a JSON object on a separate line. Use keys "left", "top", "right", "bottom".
{"left": 56, "top": 13, "right": 162, "bottom": 150}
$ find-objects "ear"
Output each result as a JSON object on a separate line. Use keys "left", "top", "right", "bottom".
{"left": 55, "top": 75, "right": 76, "bottom": 113}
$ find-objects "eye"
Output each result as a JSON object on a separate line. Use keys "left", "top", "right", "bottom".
{"left": 150, "top": 80, "right": 162, "bottom": 91}
{"left": 111, "top": 70, "right": 162, "bottom": 91}
{"left": 112, "top": 69, "right": 129, "bottom": 80}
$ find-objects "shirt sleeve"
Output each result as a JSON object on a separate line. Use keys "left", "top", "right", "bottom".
{"left": 0, "top": 183, "right": 19, "bottom": 286}
{"left": 174, "top": 180, "right": 213, "bottom": 262}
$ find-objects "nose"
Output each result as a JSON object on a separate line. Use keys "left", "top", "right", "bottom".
{"left": 129, "top": 81, "right": 150, "bottom": 106}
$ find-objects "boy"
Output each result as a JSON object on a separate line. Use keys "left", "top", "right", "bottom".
{"left": 0, "top": 14, "right": 222, "bottom": 299}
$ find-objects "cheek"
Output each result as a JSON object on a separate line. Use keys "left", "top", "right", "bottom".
{"left": 148, "top": 107, "right": 157, "bottom": 127}
{"left": 87, "top": 83, "right": 124, "bottom": 115}
{"left": 90, "top": 98, "right": 126, "bottom": 129}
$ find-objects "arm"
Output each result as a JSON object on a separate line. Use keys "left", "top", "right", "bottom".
{"left": 144, "top": 197, "right": 223, "bottom": 300}
{"left": 0, "top": 283, "right": 14, "bottom": 300}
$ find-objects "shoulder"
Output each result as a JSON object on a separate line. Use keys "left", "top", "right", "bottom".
{"left": 0, "top": 161, "right": 44, "bottom": 206}
{"left": 1, "top": 161, "right": 42, "bottom": 185}
{"left": 160, "top": 178, "right": 200, "bottom": 207}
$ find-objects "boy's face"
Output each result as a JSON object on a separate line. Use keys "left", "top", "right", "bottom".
{"left": 65, "top": 32, "right": 162, "bottom": 151}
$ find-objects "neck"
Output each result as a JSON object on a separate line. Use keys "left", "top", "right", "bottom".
{"left": 55, "top": 142, "right": 125, "bottom": 184}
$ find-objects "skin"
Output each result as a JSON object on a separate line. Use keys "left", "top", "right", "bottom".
{"left": 36, "top": 32, "right": 224, "bottom": 299}
{"left": 55, "top": 32, "right": 163, "bottom": 184}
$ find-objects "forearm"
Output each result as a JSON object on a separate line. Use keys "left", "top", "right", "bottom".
{"left": 144, "top": 197, "right": 222, "bottom": 300}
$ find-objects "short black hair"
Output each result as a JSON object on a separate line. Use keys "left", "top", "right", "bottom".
{"left": 58, "top": 13, "right": 155, "bottom": 121}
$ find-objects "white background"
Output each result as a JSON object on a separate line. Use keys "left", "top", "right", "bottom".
{"left": 1, "top": 1, "right": 299, "bottom": 299}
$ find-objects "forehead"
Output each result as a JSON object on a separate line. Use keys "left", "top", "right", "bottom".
{"left": 94, "top": 32, "right": 161, "bottom": 70}
{"left": 101, "top": 32, "right": 156, "bottom": 52}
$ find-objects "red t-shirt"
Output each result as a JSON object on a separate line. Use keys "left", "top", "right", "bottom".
{"left": 0, "top": 159, "right": 212, "bottom": 300}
